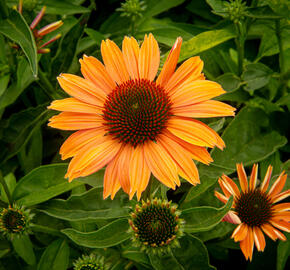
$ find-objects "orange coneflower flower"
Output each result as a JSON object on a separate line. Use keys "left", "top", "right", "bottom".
{"left": 215, "top": 163, "right": 290, "bottom": 261}
{"left": 48, "top": 34, "right": 235, "bottom": 200}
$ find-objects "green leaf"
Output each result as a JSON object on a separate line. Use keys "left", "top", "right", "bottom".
{"left": 0, "top": 57, "right": 36, "bottom": 110}
{"left": 149, "top": 235, "right": 215, "bottom": 270}
{"left": 277, "top": 233, "right": 290, "bottom": 270}
{"left": 39, "top": 0, "right": 90, "bottom": 15}
{"left": 141, "top": 0, "right": 185, "bottom": 21}
{"left": 178, "top": 27, "right": 236, "bottom": 62}
{"left": 242, "top": 63, "right": 273, "bottom": 92}
{"left": 40, "top": 187, "right": 130, "bottom": 222}
{"left": 0, "top": 10, "right": 37, "bottom": 75}
{"left": 0, "top": 74, "right": 10, "bottom": 98}
{"left": 37, "top": 239, "right": 69, "bottom": 270}
{"left": 216, "top": 73, "right": 241, "bottom": 93}
{"left": 122, "top": 247, "right": 150, "bottom": 266}
{"left": 265, "top": 0, "right": 290, "bottom": 18}
{"left": 0, "top": 173, "right": 16, "bottom": 203}
{"left": 12, "top": 164, "right": 83, "bottom": 206}
{"left": 62, "top": 219, "right": 130, "bottom": 248}
{"left": 245, "top": 6, "right": 282, "bottom": 19}
{"left": 0, "top": 104, "right": 52, "bottom": 164}
{"left": 51, "top": 21, "right": 84, "bottom": 78}
{"left": 181, "top": 197, "right": 233, "bottom": 233}
{"left": 84, "top": 28, "right": 105, "bottom": 46}
{"left": 211, "top": 106, "right": 287, "bottom": 171}
{"left": 18, "top": 127, "right": 43, "bottom": 174}
{"left": 206, "top": 0, "right": 228, "bottom": 17}
{"left": 11, "top": 235, "right": 36, "bottom": 265}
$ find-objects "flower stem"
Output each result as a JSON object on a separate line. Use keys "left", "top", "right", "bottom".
{"left": 30, "top": 224, "right": 63, "bottom": 237}
{"left": 275, "top": 19, "right": 285, "bottom": 74}
{"left": 234, "top": 23, "right": 245, "bottom": 76}
{"left": 0, "top": 170, "right": 13, "bottom": 206}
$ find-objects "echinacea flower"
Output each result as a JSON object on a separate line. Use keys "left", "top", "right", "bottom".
{"left": 73, "top": 254, "right": 107, "bottom": 270}
{"left": 0, "top": 205, "right": 32, "bottom": 238}
{"left": 129, "top": 198, "right": 183, "bottom": 254}
{"left": 18, "top": 1, "right": 63, "bottom": 53}
{"left": 48, "top": 34, "right": 235, "bottom": 200}
{"left": 215, "top": 163, "right": 290, "bottom": 261}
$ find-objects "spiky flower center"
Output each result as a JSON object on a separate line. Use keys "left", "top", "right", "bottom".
{"left": 79, "top": 265, "right": 102, "bottom": 270}
{"left": 73, "top": 254, "right": 105, "bottom": 270}
{"left": 103, "top": 79, "right": 172, "bottom": 147}
{"left": 235, "top": 189, "right": 273, "bottom": 227}
{"left": 130, "top": 200, "right": 180, "bottom": 248}
{"left": 0, "top": 208, "right": 26, "bottom": 234}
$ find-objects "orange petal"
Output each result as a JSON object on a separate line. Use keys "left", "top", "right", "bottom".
{"left": 214, "top": 191, "right": 229, "bottom": 204}
{"left": 236, "top": 163, "right": 248, "bottom": 193}
{"left": 260, "top": 165, "right": 273, "bottom": 193}
{"left": 240, "top": 227, "right": 254, "bottom": 261}
{"left": 221, "top": 174, "right": 240, "bottom": 197}
{"left": 103, "top": 155, "right": 122, "bottom": 199}
{"left": 163, "top": 130, "right": 213, "bottom": 164}
{"left": 232, "top": 223, "right": 248, "bottom": 241}
{"left": 129, "top": 145, "right": 151, "bottom": 200}
{"left": 138, "top": 33, "right": 160, "bottom": 81}
{"left": 170, "top": 80, "right": 226, "bottom": 108}
{"left": 249, "top": 164, "right": 258, "bottom": 191}
{"left": 164, "top": 56, "right": 204, "bottom": 94}
{"left": 272, "top": 213, "right": 290, "bottom": 222}
{"left": 57, "top": 74, "right": 106, "bottom": 106}
{"left": 158, "top": 134, "right": 199, "bottom": 185}
{"left": 218, "top": 178, "right": 232, "bottom": 198}
{"left": 223, "top": 210, "right": 241, "bottom": 224}
{"left": 60, "top": 127, "right": 106, "bottom": 159}
{"left": 272, "top": 203, "right": 290, "bottom": 212}
{"left": 122, "top": 36, "right": 140, "bottom": 80}
{"left": 48, "top": 98, "right": 102, "bottom": 114}
{"left": 261, "top": 223, "right": 279, "bottom": 241}
{"left": 143, "top": 140, "right": 178, "bottom": 189}
{"left": 167, "top": 117, "right": 224, "bottom": 149}
{"left": 117, "top": 144, "right": 134, "bottom": 195}
{"left": 80, "top": 55, "right": 115, "bottom": 94}
{"left": 270, "top": 219, "right": 290, "bottom": 232}
{"left": 253, "top": 227, "right": 266, "bottom": 251}
{"left": 172, "top": 100, "right": 235, "bottom": 118}
{"left": 101, "top": 39, "right": 130, "bottom": 84}
{"left": 66, "top": 138, "right": 121, "bottom": 181}
{"left": 268, "top": 171, "right": 287, "bottom": 197}
{"left": 272, "top": 189, "right": 290, "bottom": 203}
{"left": 48, "top": 112, "right": 103, "bottom": 130}
{"left": 156, "top": 37, "right": 182, "bottom": 87}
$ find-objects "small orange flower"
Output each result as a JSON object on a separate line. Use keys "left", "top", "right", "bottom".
{"left": 215, "top": 163, "right": 290, "bottom": 261}
{"left": 48, "top": 34, "right": 235, "bottom": 200}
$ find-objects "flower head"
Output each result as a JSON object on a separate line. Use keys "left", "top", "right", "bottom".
{"left": 18, "top": 1, "right": 63, "bottom": 53}
{"left": 129, "top": 198, "right": 183, "bottom": 254}
{"left": 73, "top": 254, "right": 106, "bottom": 270}
{"left": 48, "top": 34, "right": 235, "bottom": 199}
{"left": 215, "top": 164, "right": 290, "bottom": 261}
{"left": 0, "top": 205, "right": 32, "bottom": 238}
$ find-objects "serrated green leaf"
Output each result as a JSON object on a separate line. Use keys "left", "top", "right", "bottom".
{"left": 242, "top": 63, "right": 273, "bottom": 91}
{"left": 211, "top": 106, "right": 287, "bottom": 171}
{"left": 178, "top": 27, "right": 236, "bottom": 62}
{"left": 0, "top": 10, "right": 37, "bottom": 75}
{"left": 40, "top": 187, "right": 130, "bottom": 222}
{"left": 181, "top": 197, "right": 233, "bottom": 233}
{"left": 62, "top": 219, "right": 130, "bottom": 248}
{"left": 12, "top": 164, "right": 83, "bottom": 206}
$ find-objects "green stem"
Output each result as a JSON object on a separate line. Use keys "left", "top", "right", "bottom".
{"left": 38, "top": 69, "right": 64, "bottom": 100}
{"left": 235, "top": 23, "right": 245, "bottom": 76}
{"left": 275, "top": 20, "right": 285, "bottom": 74}
{"left": 30, "top": 224, "right": 63, "bottom": 237}
{"left": 0, "top": 171, "right": 13, "bottom": 206}
{"left": 142, "top": 176, "right": 153, "bottom": 201}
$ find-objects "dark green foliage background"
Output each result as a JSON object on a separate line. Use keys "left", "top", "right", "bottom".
{"left": 0, "top": 0, "right": 289, "bottom": 269}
